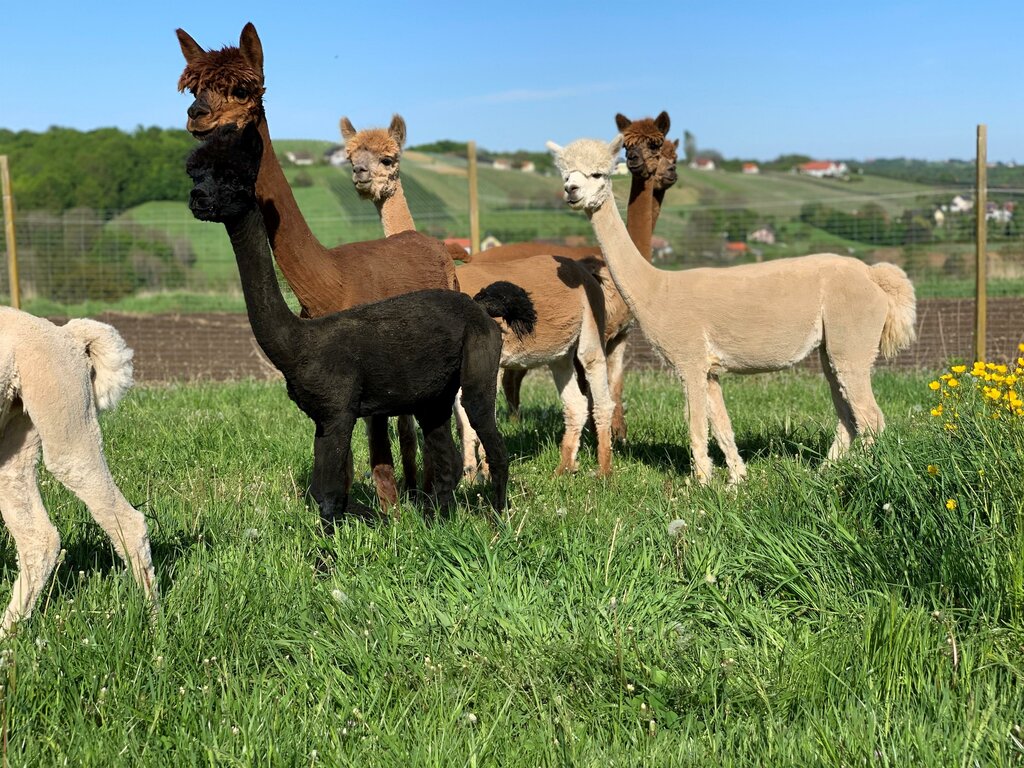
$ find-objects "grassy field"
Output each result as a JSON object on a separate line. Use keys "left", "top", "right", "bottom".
{"left": 2, "top": 368, "right": 1022, "bottom": 765}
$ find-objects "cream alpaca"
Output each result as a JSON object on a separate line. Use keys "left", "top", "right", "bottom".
{"left": 0, "top": 308, "right": 157, "bottom": 636}
{"left": 340, "top": 115, "right": 615, "bottom": 477}
{"left": 547, "top": 136, "right": 917, "bottom": 484}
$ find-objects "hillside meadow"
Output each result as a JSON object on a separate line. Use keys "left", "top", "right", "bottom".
{"left": 1, "top": 367, "right": 1021, "bottom": 766}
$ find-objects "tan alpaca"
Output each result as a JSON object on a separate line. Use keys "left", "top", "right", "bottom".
{"left": 0, "top": 308, "right": 157, "bottom": 636}
{"left": 472, "top": 113, "right": 678, "bottom": 441}
{"left": 547, "top": 136, "right": 917, "bottom": 485}
{"left": 340, "top": 115, "right": 614, "bottom": 477}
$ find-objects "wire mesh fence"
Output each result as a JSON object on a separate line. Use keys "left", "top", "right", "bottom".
{"left": 1, "top": 160, "right": 1023, "bottom": 309}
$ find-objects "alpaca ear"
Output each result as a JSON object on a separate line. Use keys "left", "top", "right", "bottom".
{"left": 340, "top": 117, "right": 356, "bottom": 141}
{"left": 673, "top": 138, "right": 680, "bottom": 148}
{"left": 389, "top": 115, "right": 407, "bottom": 149}
{"left": 176, "top": 28, "right": 205, "bottom": 64}
{"left": 609, "top": 134, "right": 625, "bottom": 156}
{"left": 614, "top": 113, "right": 631, "bottom": 132}
{"left": 545, "top": 140, "right": 563, "bottom": 155}
{"left": 655, "top": 111, "right": 671, "bottom": 135}
{"left": 239, "top": 22, "right": 264, "bottom": 75}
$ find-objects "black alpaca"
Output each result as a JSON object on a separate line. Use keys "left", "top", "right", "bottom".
{"left": 186, "top": 125, "right": 535, "bottom": 520}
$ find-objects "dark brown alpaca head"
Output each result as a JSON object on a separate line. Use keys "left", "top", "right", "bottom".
{"left": 614, "top": 111, "right": 671, "bottom": 178}
{"left": 176, "top": 23, "right": 266, "bottom": 137}
{"left": 186, "top": 123, "right": 264, "bottom": 223}
{"left": 655, "top": 138, "right": 680, "bottom": 192}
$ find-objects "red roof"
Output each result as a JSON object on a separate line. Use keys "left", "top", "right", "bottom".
{"left": 800, "top": 161, "right": 836, "bottom": 171}
{"left": 725, "top": 242, "right": 748, "bottom": 252}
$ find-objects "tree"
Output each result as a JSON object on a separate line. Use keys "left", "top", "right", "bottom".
{"left": 683, "top": 131, "right": 697, "bottom": 164}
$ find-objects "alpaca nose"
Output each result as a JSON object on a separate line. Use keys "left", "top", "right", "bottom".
{"left": 187, "top": 98, "right": 211, "bottom": 120}
{"left": 564, "top": 183, "right": 579, "bottom": 197}
{"left": 189, "top": 187, "right": 209, "bottom": 206}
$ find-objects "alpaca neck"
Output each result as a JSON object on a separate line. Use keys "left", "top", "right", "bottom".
{"left": 253, "top": 118, "right": 340, "bottom": 311}
{"left": 625, "top": 173, "right": 657, "bottom": 262}
{"left": 223, "top": 207, "right": 301, "bottom": 369}
{"left": 375, "top": 184, "right": 416, "bottom": 236}
{"left": 589, "top": 196, "right": 663, "bottom": 328}
{"left": 652, "top": 187, "right": 667, "bottom": 233}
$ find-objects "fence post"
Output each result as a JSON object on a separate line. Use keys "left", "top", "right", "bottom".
{"left": 974, "top": 125, "right": 987, "bottom": 363}
{"left": 0, "top": 155, "right": 19, "bottom": 309}
{"left": 467, "top": 140, "right": 480, "bottom": 254}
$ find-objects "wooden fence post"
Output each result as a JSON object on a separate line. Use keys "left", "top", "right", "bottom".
{"left": 974, "top": 125, "right": 987, "bottom": 363}
{"left": 467, "top": 140, "right": 480, "bottom": 255}
{"left": 0, "top": 155, "right": 20, "bottom": 309}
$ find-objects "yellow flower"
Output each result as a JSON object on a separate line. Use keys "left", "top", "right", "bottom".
{"left": 1019, "top": 343, "right": 1024, "bottom": 352}
{"left": 948, "top": 378, "right": 959, "bottom": 388}
{"left": 927, "top": 464, "right": 939, "bottom": 476}
{"left": 930, "top": 405, "right": 943, "bottom": 417}
{"left": 929, "top": 381, "right": 941, "bottom": 391}
{"left": 946, "top": 499, "right": 957, "bottom": 511}
{"left": 944, "top": 422, "right": 957, "bottom": 431}
{"left": 951, "top": 365, "right": 967, "bottom": 374}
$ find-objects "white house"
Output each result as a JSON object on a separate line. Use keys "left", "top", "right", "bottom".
{"left": 748, "top": 225, "right": 776, "bottom": 245}
{"left": 742, "top": 162, "right": 760, "bottom": 175}
{"left": 325, "top": 146, "right": 348, "bottom": 167}
{"left": 518, "top": 160, "right": 536, "bottom": 173}
{"left": 491, "top": 158, "right": 512, "bottom": 171}
{"left": 689, "top": 157, "right": 716, "bottom": 172}
{"left": 798, "top": 160, "right": 848, "bottom": 178}
{"left": 285, "top": 151, "right": 315, "bottom": 166}
{"left": 614, "top": 161, "right": 629, "bottom": 176}
{"left": 950, "top": 194, "right": 973, "bottom": 213}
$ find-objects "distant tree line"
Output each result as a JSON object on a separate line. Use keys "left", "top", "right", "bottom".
{"left": 0, "top": 126, "right": 196, "bottom": 213}
{"left": 408, "top": 139, "right": 555, "bottom": 175}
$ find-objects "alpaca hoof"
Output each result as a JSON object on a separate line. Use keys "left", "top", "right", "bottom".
{"left": 554, "top": 463, "right": 578, "bottom": 477}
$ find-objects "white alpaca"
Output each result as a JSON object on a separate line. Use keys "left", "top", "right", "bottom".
{"left": 0, "top": 307, "right": 157, "bottom": 636}
{"left": 547, "top": 136, "right": 917, "bottom": 485}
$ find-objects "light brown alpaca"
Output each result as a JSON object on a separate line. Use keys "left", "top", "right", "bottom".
{"left": 339, "top": 114, "right": 614, "bottom": 478}
{"left": 548, "top": 136, "right": 917, "bottom": 485}
{"left": 176, "top": 23, "right": 460, "bottom": 512}
{"left": 473, "top": 113, "right": 677, "bottom": 440}
{"left": 0, "top": 308, "right": 157, "bottom": 636}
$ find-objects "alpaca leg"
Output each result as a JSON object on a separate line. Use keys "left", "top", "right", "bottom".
{"left": 706, "top": 375, "right": 747, "bottom": 485}
{"left": 576, "top": 321, "right": 615, "bottom": 477}
{"left": 0, "top": 415, "right": 61, "bottom": 637}
{"left": 549, "top": 355, "right": 589, "bottom": 476}
{"left": 33, "top": 407, "right": 157, "bottom": 606}
{"left": 459, "top": 349, "right": 508, "bottom": 513}
{"left": 604, "top": 332, "right": 630, "bottom": 442}
{"left": 831, "top": 366, "right": 886, "bottom": 453}
{"left": 453, "top": 389, "right": 487, "bottom": 481}
{"left": 312, "top": 414, "right": 357, "bottom": 525}
{"left": 678, "top": 369, "right": 713, "bottom": 484}
{"left": 365, "top": 416, "right": 399, "bottom": 512}
{"left": 417, "top": 413, "right": 461, "bottom": 514}
{"left": 820, "top": 347, "right": 858, "bottom": 461}
{"left": 501, "top": 369, "right": 528, "bottom": 421}
{"left": 397, "top": 415, "right": 419, "bottom": 493}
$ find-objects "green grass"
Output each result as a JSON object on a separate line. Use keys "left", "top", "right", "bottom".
{"left": 2, "top": 370, "right": 1021, "bottom": 765}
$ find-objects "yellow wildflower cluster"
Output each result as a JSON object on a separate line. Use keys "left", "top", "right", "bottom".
{"left": 928, "top": 344, "right": 1024, "bottom": 425}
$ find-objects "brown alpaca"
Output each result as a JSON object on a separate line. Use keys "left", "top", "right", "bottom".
{"left": 339, "top": 114, "right": 615, "bottom": 478}
{"left": 176, "top": 23, "right": 459, "bottom": 512}
{"left": 550, "top": 136, "right": 918, "bottom": 485}
{"left": 473, "top": 112, "right": 677, "bottom": 440}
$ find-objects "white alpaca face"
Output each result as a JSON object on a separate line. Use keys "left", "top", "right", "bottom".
{"left": 546, "top": 136, "right": 623, "bottom": 213}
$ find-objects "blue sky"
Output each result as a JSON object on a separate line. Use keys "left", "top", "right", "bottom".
{"left": 4, "top": 1, "right": 1021, "bottom": 162}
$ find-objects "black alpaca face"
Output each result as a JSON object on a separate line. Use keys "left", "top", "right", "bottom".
{"left": 186, "top": 124, "right": 263, "bottom": 222}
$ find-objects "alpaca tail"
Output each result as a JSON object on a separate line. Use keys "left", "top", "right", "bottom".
{"left": 63, "top": 319, "right": 134, "bottom": 411}
{"left": 447, "top": 242, "right": 473, "bottom": 263}
{"left": 869, "top": 262, "right": 917, "bottom": 359}
{"left": 473, "top": 281, "right": 537, "bottom": 340}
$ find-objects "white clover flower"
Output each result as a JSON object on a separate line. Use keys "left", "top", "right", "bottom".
{"left": 667, "top": 519, "right": 688, "bottom": 538}
{"left": 331, "top": 589, "right": 349, "bottom": 605}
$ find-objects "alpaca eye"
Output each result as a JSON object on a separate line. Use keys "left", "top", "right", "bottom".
{"left": 650, "top": 139, "right": 662, "bottom": 149}
{"left": 591, "top": 173, "right": 604, "bottom": 180}
{"left": 380, "top": 157, "right": 395, "bottom": 167}
{"left": 232, "top": 87, "right": 250, "bottom": 100}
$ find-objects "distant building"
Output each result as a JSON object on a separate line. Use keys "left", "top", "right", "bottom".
{"left": 742, "top": 162, "right": 760, "bottom": 174}
{"left": 798, "top": 160, "right": 848, "bottom": 178}
{"left": 285, "top": 151, "right": 315, "bottom": 166}
{"left": 748, "top": 225, "right": 776, "bottom": 245}
{"left": 950, "top": 194, "right": 973, "bottom": 213}
{"left": 518, "top": 160, "right": 536, "bottom": 173}
{"left": 723, "top": 241, "right": 749, "bottom": 258}
{"left": 481, "top": 234, "right": 503, "bottom": 251}
{"left": 491, "top": 158, "right": 513, "bottom": 171}
{"left": 689, "top": 157, "right": 716, "bottom": 172}
{"left": 614, "top": 161, "right": 629, "bottom": 176}
{"left": 933, "top": 208, "right": 946, "bottom": 227}
{"left": 325, "top": 145, "right": 348, "bottom": 167}
{"left": 651, "top": 235, "right": 673, "bottom": 261}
